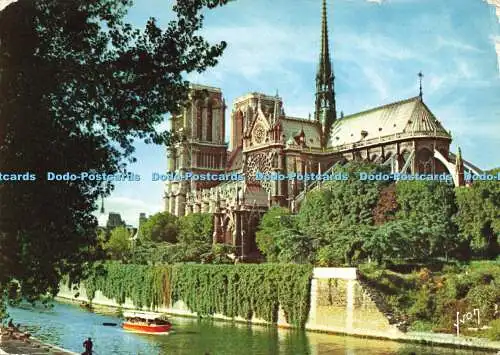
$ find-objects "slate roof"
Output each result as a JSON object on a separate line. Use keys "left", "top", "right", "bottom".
{"left": 329, "top": 97, "right": 451, "bottom": 147}
{"left": 280, "top": 117, "right": 322, "bottom": 148}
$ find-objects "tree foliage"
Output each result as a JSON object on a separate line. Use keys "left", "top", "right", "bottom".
{"left": 255, "top": 161, "right": 492, "bottom": 265}
{"left": 0, "top": 0, "right": 227, "bottom": 305}
{"left": 132, "top": 213, "right": 222, "bottom": 265}
{"left": 293, "top": 162, "right": 390, "bottom": 265}
{"left": 298, "top": 162, "right": 388, "bottom": 236}
{"left": 455, "top": 169, "right": 500, "bottom": 258}
{"left": 139, "top": 212, "right": 179, "bottom": 243}
{"left": 373, "top": 184, "right": 399, "bottom": 225}
{"left": 104, "top": 226, "right": 131, "bottom": 260}
{"left": 394, "top": 180, "right": 460, "bottom": 259}
{"left": 177, "top": 213, "right": 213, "bottom": 245}
{"left": 255, "top": 206, "right": 291, "bottom": 260}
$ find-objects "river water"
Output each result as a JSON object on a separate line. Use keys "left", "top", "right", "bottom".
{"left": 5, "top": 301, "right": 494, "bottom": 355}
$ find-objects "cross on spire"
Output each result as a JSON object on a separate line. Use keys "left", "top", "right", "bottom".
{"left": 418, "top": 71, "right": 424, "bottom": 99}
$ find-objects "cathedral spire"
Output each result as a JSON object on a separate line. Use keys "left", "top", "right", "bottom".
{"left": 315, "top": 0, "right": 337, "bottom": 148}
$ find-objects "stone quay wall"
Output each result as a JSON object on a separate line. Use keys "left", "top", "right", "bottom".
{"left": 56, "top": 267, "right": 500, "bottom": 351}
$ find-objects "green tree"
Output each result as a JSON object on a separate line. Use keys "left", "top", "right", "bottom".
{"left": 298, "top": 162, "right": 389, "bottom": 240}
{"left": 178, "top": 213, "right": 213, "bottom": 245}
{"left": 395, "top": 180, "right": 460, "bottom": 259}
{"left": 294, "top": 161, "right": 390, "bottom": 265}
{"left": 255, "top": 206, "right": 291, "bottom": 261}
{"left": 275, "top": 229, "right": 315, "bottom": 264}
{"left": 365, "top": 219, "right": 418, "bottom": 263}
{"left": 132, "top": 214, "right": 217, "bottom": 265}
{"left": 455, "top": 169, "right": 500, "bottom": 258}
{"left": 139, "top": 212, "right": 179, "bottom": 243}
{"left": 0, "top": 0, "right": 227, "bottom": 312}
{"left": 319, "top": 224, "right": 374, "bottom": 266}
{"left": 104, "top": 226, "right": 131, "bottom": 260}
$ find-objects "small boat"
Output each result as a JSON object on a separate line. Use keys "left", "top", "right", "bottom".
{"left": 122, "top": 311, "right": 171, "bottom": 334}
{"left": 102, "top": 322, "right": 117, "bottom": 326}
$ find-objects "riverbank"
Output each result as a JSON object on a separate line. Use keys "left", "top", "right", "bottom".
{"left": 56, "top": 294, "right": 500, "bottom": 353}
{"left": 0, "top": 328, "right": 78, "bottom": 355}
{"left": 61, "top": 264, "right": 500, "bottom": 353}
{"left": 12, "top": 300, "right": 485, "bottom": 355}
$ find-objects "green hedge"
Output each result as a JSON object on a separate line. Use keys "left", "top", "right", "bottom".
{"left": 82, "top": 262, "right": 313, "bottom": 327}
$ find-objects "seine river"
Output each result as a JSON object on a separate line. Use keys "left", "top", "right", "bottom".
{"left": 6, "top": 302, "right": 494, "bottom": 355}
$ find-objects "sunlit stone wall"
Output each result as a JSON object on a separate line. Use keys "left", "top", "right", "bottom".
{"left": 57, "top": 267, "right": 403, "bottom": 339}
{"left": 305, "top": 268, "right": 403, "bottom": 338}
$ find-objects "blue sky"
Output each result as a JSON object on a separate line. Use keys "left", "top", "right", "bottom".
{"left": 96, "top": 0, "right": 500, "bottom": 226}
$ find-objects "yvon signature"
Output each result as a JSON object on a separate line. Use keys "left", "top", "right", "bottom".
{"left": 454, "top": 304, "right": 498, "bottom": 336}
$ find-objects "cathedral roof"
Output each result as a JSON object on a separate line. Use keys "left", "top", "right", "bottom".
{"left": 329, "top": 97, "right": 451, "bottom": 148}
{"left": 280, "top": 117, "right": 322, "bottom": 148}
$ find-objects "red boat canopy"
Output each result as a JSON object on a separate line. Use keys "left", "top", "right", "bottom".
{"left": 123, "top": 311, "right": 162, "bottom": 321}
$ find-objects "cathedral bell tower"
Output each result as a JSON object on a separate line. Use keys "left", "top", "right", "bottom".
{"left": 164, "top": 84, "right": 227, "bottom": 217}
{"left": 314, "top": 0, "right": 337, "bottom": 148}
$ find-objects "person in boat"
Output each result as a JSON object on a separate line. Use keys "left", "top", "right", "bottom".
{"left": 82, "top": 337, "right": 93, "bottom": 355}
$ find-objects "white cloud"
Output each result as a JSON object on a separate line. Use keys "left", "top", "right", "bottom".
{"left": 193, "top": 23, "right": 317, "bottom": 86}
{"left": 456, "top": 60, "right": 474, "bottom": 79}
{"left": 435, "top": 36, "right": 482, "bottom": 52}
{"left": 367, "top": 0, "right": 384, "bottom": 3}
{"left": 427, "top": 75, "right": 446, "bottom": 94}
{"left": 419, "top": 58, "right": 492, "bottom": 97}
{"left": 336, "top": 33, "right": 417, "bottom": 62}
{"left": 452, "top": 122, "right": 500, "bottom": 139}
{"left": 434, "top": 100, "right": 500, "bottom": 144}
{"left": 493, "top": 35, "right": 500, "bottom": 76}
{"left": 363, "top": 67, "right": 390, "bottom": 100}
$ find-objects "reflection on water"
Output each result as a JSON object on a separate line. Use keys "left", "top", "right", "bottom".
{"left": 6, "top": 301, "right": 494, "bottom": 355}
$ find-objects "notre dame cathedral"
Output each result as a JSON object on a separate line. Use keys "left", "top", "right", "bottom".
{"left": 164, "top": 0, "right": 482, "bottom": 259}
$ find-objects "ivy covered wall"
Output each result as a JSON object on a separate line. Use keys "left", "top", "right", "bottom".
{"left": 81, "top": 262, "right": 313, "bottom": 327}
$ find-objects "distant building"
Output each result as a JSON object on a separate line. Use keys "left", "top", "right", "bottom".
{"left": 139, "top": 213, "right": 147, "bottom": 227}
{"left": 106, "top": 212, "right": 125, "bottom": 230}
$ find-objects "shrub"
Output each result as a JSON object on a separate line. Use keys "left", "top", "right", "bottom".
{"left": 466, "top": 284, "right": 500, "bottom": 323}
{"left": 486, "top": 319, "right": 500, "bottom": 341}
{"left": 315, "top": 245, "right": 345, "bottom": 266}
{"left": 408, "top": 287, "right": 434, "bottom": 321}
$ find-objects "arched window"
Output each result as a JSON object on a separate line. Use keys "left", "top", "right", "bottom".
{"left": 417, "top": 148, "right": 434, "bottom": 174}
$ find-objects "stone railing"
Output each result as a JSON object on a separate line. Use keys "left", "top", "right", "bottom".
{"left": 329, "top": 131, "right": 451, "bottom": 153}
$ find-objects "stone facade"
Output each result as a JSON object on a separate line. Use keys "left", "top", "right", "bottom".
{"left": 163, "top": 0, "right": 478, "bottom": 258}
